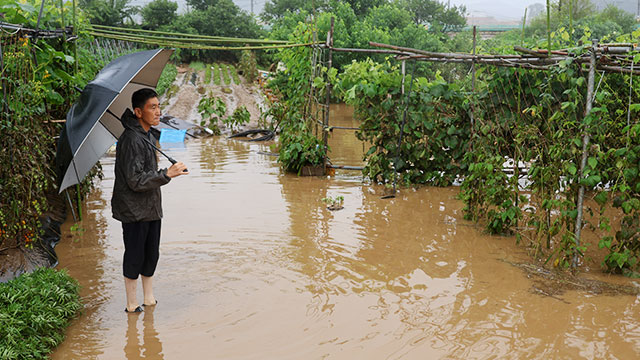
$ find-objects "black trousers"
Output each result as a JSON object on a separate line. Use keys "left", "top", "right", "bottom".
{"left": 122, "top": 220, "right": 161, "bottom": 280}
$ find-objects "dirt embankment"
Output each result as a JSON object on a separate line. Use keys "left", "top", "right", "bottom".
{"left": 161, "top": 64, "right": 266, "bottom": 134}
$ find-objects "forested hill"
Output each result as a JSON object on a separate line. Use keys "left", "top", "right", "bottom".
{"left": 130, "top": 0, "right": 266, "bottom": 14}
{"left": 593, "top": 0, "right": 636, "bottom": 14}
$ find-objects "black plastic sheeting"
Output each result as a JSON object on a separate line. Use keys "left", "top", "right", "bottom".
{"left": 228, "top": 129, "right": 275, "bottom": 142}
{"left": 0, "top": 193, "right": 65, "bottom": 283}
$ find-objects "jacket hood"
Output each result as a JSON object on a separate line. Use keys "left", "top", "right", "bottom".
{"left": 120, "top": 108, "right": 147, "bottom": 134}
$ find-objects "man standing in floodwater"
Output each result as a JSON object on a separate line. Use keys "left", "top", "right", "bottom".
{"left": 112, "top": 88, "right": 188, "bottom": 313}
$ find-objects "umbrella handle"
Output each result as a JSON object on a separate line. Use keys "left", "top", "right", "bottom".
{"left": 166, "top": 157, "right": 188, "bottom": 173}
{"left": 167, "top": 158, "right": 188, "bottom": 173}
{"left": 141, "top": 137, "right": 188, "bottom": 173}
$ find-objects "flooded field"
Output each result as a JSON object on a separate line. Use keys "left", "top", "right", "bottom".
{"left": 51, "top": 108, "right": 640, "bottom": 359}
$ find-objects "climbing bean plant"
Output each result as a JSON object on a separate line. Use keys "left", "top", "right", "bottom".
{"left": 0, "top": 1, "right": 106, "bottom": 252}
{"left": 269, "top": 21, "right": 326, "bottom": 174}
{"left": 333, "top": 49, "right": 640, "bottom": 275}
{"left": 268, "top": 20, "right": 640, "bottom": 275}
{"left": 337, "top": 59, "right": 470, "bottom": 186}
{"left": 461, "top": 50, "right": 640, "bottom": 274}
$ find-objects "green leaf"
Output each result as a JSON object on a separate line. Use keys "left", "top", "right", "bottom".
{"left": 623, "top": 168, "right": 638, "bottom": 181}
{"left": 582, "top": 175, "right": 601, "bottom": 187}
{"left": 615, "top": 148, "right": 627, "bottom": 157}
{"left": 312, "top": 76, "right": 324, "bottom": 88}
{"left": 594, "top": 192, "right": 607, "bottom": 206}
{"left": 588, "top": 157, "right": 597, "bottom": 169}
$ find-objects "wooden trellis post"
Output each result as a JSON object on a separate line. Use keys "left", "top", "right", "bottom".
{"left": 73, "top": 0, "right": 78, "bottom": 74}
{"left": 322, "top": 17, "right": 334, "bottom": 173}
{"left": 573, "top": 39, "right": 598, "bottom": 268}
{"left": 470, "top": 26, "right": 477, "bottom": 138}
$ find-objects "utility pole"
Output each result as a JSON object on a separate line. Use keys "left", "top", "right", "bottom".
{"left": 251, "top": 0, "right": 254, "bottom": 15}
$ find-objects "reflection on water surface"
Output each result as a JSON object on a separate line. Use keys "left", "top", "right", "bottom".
{"left": 52, "top": 108, "right": 640, "bottom": 359}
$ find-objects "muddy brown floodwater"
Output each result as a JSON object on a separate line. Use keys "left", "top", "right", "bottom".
{"left": 52, "top": 107, "right": 640, "bottom": 359}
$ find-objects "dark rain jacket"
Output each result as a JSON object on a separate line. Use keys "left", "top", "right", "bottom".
{"left": 112, "top": 108, "right": 171, "bottom": 223}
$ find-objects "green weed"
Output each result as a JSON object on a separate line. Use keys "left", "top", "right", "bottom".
{"left": 204, "top": 65, "right": 212, "bottom": 84}
{"left": 156, "top": 64, "right": 178, "bottom": 96}
{"left": 221, "top": 64, "right": 231, "bottom": 85}
{"left": 189, "top": 61, "right": 206, "bottom": 71}
{"left": 0, "top": 268, "right": 82, "bottom": 359}
{"left": 213, "top": 65, "right": 221, "bottom": 85}
{"left": 230, "top": 64, "right": 241, "bottom": 84}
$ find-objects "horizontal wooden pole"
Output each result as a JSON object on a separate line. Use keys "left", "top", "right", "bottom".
{"left": 90, "top": 24, "right": 290, "bottom": 44}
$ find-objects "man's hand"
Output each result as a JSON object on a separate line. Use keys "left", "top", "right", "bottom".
{"left": 167, "top": 162, "right": 189, "bottom": 178}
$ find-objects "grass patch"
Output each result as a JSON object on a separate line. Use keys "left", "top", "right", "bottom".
{"left": 0, "top": 268, "right": 82, "bottom": 359}
{"left": 204, "top": 65, "right": 212, "bottom": 84}
{"left": 156, "top": 63, "right": 178, "bottom": 96}
{"left": 213, "top": 64, "right": 221, "bottom": 85}
{"left": 221, "top": 63, "right": 231, "bottom": 86}
{"left": 189, "top": 61, "right": 206, "bottom": 71}
{"left": 230, "top": 64, "right": 241, "bottom": 84}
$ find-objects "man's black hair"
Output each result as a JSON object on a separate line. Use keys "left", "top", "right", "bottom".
{"left": 132, "top": 88, "right": 158, "bottom": 110}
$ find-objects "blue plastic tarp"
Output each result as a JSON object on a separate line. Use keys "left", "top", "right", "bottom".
{"left": 159, "top": 128, "right": 186, "bottom": 143}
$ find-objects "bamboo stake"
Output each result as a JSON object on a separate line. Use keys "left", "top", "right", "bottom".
{"left": 471, "top": 26, "right": 477, "bottom": 138}
{"left": 370, "top": 41, "right": 475, "bottom": 59}
{"left": 90, "top": 28, "right": 288, "bottom": 45}
{"left": 0, "top": 36, "right": 6, "bottom": 115}
{"left": 569, "top": 0, "right": 573, "bottom": 45}
{"left": 522, "top": 8, "right": 527, "bottom": 47}
{"left": 89, "top": 31, "right": 315, "bottom": 51}
{"left": 627, "top": 59, "right": 634, "bottom": 145}
{"left": 394, "top": 55, "right": 561, "bottom": 66}
{"left": 322, "top": 17, "right": 334, "bottom": 174}
{"left": 89, "top": 24, "right": 290, "bottom": 44}
{"left": 59, "top": 0, "right": 65, "bottom": 42}
{"left": 547, "top": 0, "right": 551, "bottom": 58}
{"left": 75, "top": 184, "right": 82, "bottom": 221}
{"left": 72, "top": 0, "right": 77, "bottom": 74}
{"left": 514, "top": 46, "right": 569, "bottom": 56}
{"left": 65, "top": 189, "right": 78, "bottom": 222}
{"left": 597, "top": 65, "right": 640, "bottom": 75}
{"left": 333, "top": 47, "right": 412, "bottom": 55}
{"left": 573, "top": 40, "right": 598, "bottom": 269}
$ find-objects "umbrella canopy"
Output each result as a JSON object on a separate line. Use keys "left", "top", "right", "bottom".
{"left": 56, "top": 48, "right": 173, "bottom": 193}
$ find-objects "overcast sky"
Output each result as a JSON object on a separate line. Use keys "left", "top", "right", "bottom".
{"left": 130, "top": 1, "right": 635, "bottom": 22}
{"left": 130, "top": 1, "right": 539, "bottom": 20}
{"left": 231, "top": 1, "right": 544, "bottom": 20}
{"left": 449, "top": 1, "right": 543, "bottom": 21}
{"left": 129, "top": 0, "right": 267, "bottom": 15}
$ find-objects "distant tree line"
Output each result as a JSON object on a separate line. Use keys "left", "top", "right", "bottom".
{"left": 79, "top": 0, "right": 636, "bottom": 65}
{"left": 79, "top": 0, "right": 466, "bottom": 65}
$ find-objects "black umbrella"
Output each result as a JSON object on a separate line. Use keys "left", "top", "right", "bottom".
{"left": 56, "top": 48, "right": 174, "bottom": 193}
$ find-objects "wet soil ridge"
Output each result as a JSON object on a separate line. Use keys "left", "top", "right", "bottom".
{"left": 162, "top": 63, "right": 265, "bottom": 135}
{"left": 503, "top": 259, "right": 640, "bottom": 298}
